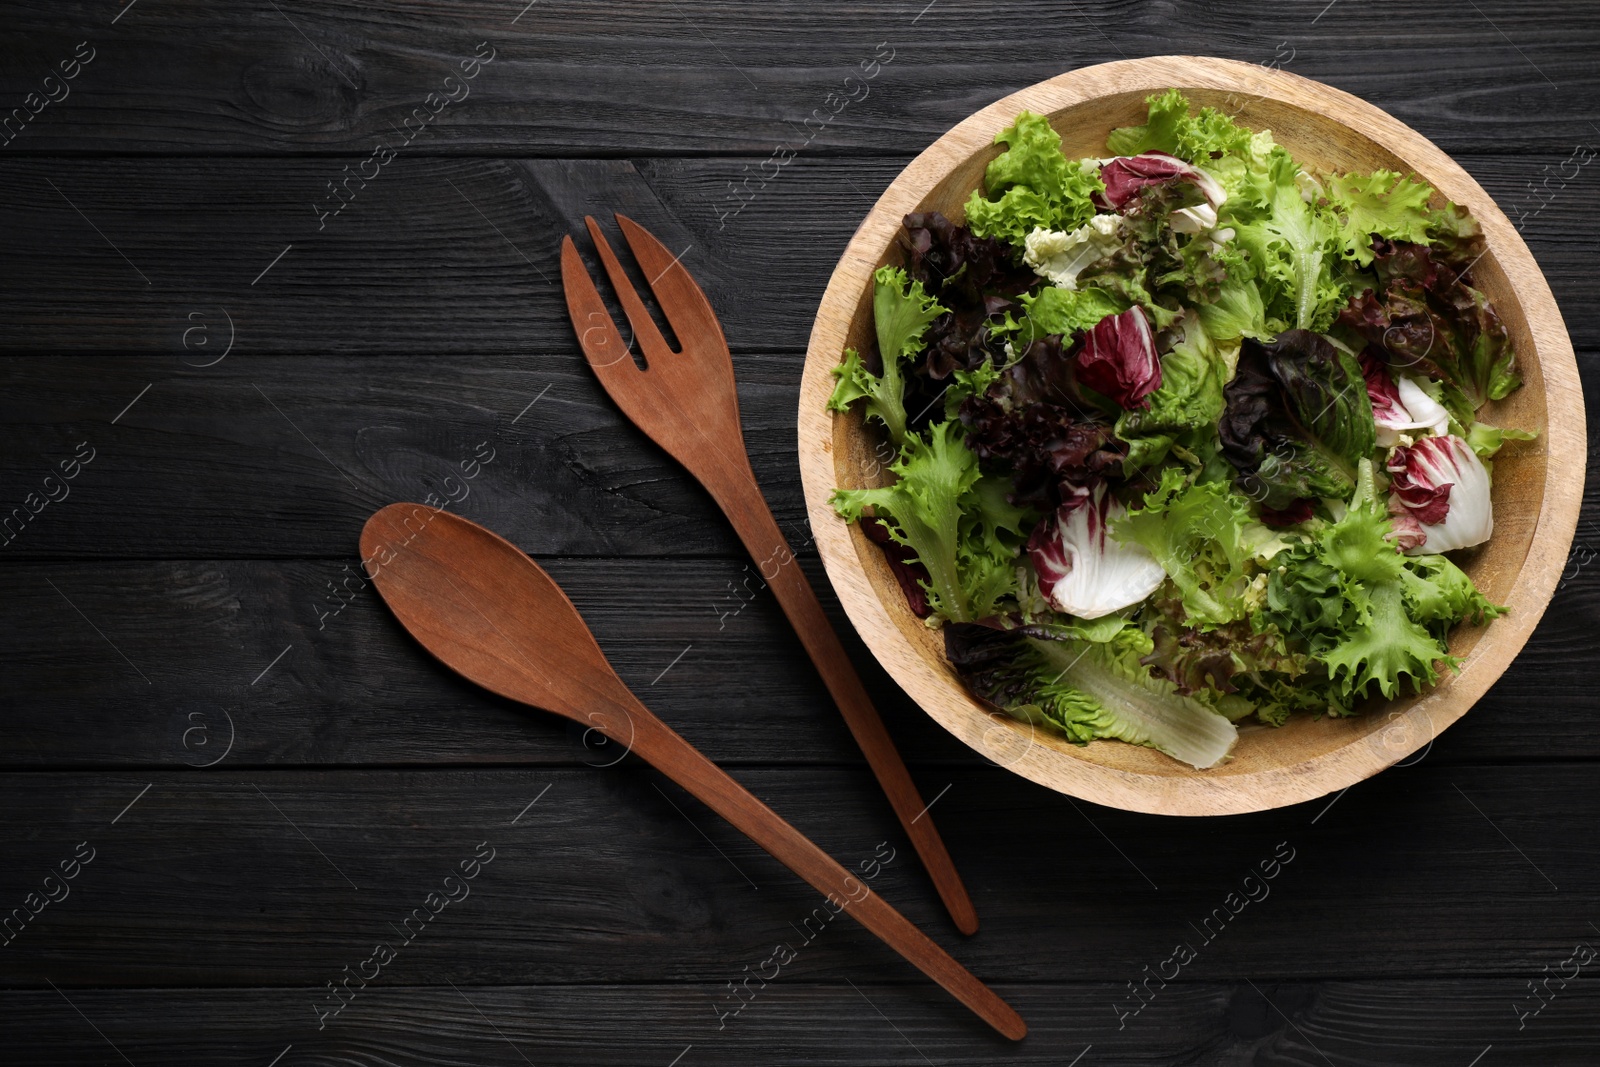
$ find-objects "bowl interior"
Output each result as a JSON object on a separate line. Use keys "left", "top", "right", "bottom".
{"left": 827, "top": 85, "right": 1551, "bottom": 789}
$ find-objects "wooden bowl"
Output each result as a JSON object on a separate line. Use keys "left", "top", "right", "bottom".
{"left": 797, "top": 56, "right": 1584, "bottom": 816}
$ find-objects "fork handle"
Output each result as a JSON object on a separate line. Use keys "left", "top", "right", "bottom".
{"left": 611, "top": 693, "right": 1024, "bottom": 1040}
{"left": 708, "top": 466, "right": 981, "bottom": 936}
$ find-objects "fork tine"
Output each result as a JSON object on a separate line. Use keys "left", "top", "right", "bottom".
{"left": 613, "top": 214, "right": 726, "bottom": 352}
{"left": 581, "top": 215, "right": 676, "bottom": 365}
{"left": 560, "top": 235, "right": 640, "bottom": 376}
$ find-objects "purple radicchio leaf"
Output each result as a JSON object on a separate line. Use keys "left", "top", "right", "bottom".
{"left": 1385, "top": 434, "right": 1492, "bottom": 554}
{"left": 1076, "top": 305, "right": 1162, "bottom": 410}
{"left": 1024, "top": 482, "right": 1165, "bottom": 619}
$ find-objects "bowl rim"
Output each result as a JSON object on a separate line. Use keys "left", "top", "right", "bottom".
{"left": 796, "top": 55, "right": 1585, "bottom": 816}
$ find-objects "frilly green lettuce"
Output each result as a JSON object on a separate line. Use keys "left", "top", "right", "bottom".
{"left": 964, "top": 111, "right": 1103, "bottom": 245}
{"left": 1112, "top": 465, "right": 1256, "bottom": 627}
{"left": 827, "top": 265, "right": 947, "bottom": 447}
{"left": 830, "top": 421, "right": 1030, "bottom": 623}
{"left": 1325, "top": 170, "right": 1435, "bottom": 265}
{"left": 1257, "top": 460, "right": 1501, "bottom": 704}
{"left": 1114, "top": 315, "right": 1230, "bottom": 471}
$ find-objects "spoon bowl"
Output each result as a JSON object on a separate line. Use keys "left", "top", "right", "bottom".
{"left": 359, "top": 500, "right": 640, "bottom": 736}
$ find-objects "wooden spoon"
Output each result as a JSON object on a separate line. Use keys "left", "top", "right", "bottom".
{"left": 358, "top": 503, "right": 1026, "bottom": 1041}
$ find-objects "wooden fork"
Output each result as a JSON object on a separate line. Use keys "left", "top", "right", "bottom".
{"left": 561, "top": 214, "right": 979, "bottom": 935}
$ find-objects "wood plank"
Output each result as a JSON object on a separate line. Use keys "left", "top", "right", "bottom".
{"left": 0, "top": 352, "right": 806, "bottom": 558}
{"left": 0, "top": 1, "right": 1596, "bottom": 154}
{"left": 2, "top": 979, "right": 1595, "bottom": 1066}
{"left": 0, "top": 153, "right": 1592, "bottom": 355}
{"left": 0, "top": 765, "right": 1595, "bottom": 987}
{"left": 0, "top": 335, "right": 1591, "bottom": 561}
{"left": 2, "top": 556, "right": 1600, "bottom": 767}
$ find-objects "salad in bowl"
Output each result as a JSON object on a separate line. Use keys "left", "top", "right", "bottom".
{"left": 825, "top": 90, "right": 1535, "bottom": 771}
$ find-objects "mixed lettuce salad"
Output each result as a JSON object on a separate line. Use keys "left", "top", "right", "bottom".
{"left": 826, "top": 91, "right": 1533, "bottom": 770}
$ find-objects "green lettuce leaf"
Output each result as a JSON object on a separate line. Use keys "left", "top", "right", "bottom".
{"left": 1465, "top": 422, "right": 1537, "bottom": 461}
{"left": 1399, "top": 553, "right": 1506, "bottom": 627}
{"left": 830, "top": 421, "right": 1026, "bottom": 623}
{"left": 941, "top": 359, "right": 1006, "bottom": 420}
{"left": 1205, "top": 129, "right": 1287, "bottom": 218}
{"left": 1016, "top": 614, "right": 1136, "bottom": 644}
{"left": 945, "top": 621, "right": 1238, "bottom": 769}
{"left": 964, "top": 111, "right": 1103, "bottom": 245}
{"left": 1032, "top": 634, "right": 1238, "bottom": 768}
{"left": 1464, "top": 420, "right": 1538, "bottom": 478}
{"left": 1075, "top": 263, "right": 1183, "bottom": 332}
{"left": 827, "top": 265, "right": 947, "bottom": 447}
{"left": 1011, "top": 285, "right": 1126, "bottom": 342}
{"left": 1113, "top": 466, "right": 1254, "bottom": 627}
{"left": 1114, "top": 316, "right": 1229, "bottom": 471}
{"left": 1325, "top": 170, "right": 1436, "bottom": 266}
{"left": 1196, "top": 276, "right": 1271, "bottom": 342}
{"left": 1318, "top": 482, "right": 1403, "bottom": 587}
{"left": 960, "top": 473, "right": 1036, "bottom": 618}
{"left": 1105, "top": 88, "right": 1254, "bottom": 163}
{"left": 1261, "top": 548, "right": 1351, "bottom": 656}
{"left": 1322, "top": 582, "right": 1446, "bottom": 700}
{"left": 1227, "top": 149, "right": 1344, "bottom": 331}
{"left": 1257, "top": 460, "right": 1471, "bottom": 703}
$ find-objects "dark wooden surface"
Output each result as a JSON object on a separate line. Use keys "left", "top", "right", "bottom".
{"left": 2, "top": 2, "right": 1598, "bottom": 1064}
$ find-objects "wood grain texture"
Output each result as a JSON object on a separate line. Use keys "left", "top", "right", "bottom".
{"left": 3, "top": 552, "right": 1600, "bottom": 768}
{"left": 0, "top": 154, "right": 1593, "bottom": 354}
{"left": 1, "top": 343, "right": 1595, "bottom": 561}
{"left": 0, "top": 764, "right": 1595, "bottom": 987}
{"left": 0, "top": 1, "right": 1596, "bottom": 154}
{"left": 799, "top": 56, "right": 1587, "bottom": 815}
{"left": 0, "top": 351, "right": 810, "bottom": 559}
{"left": 3, "top": 979, "right": 1596, "bottom": 1066}
{"left": 2, "top": 1, "right": 1599, "bottom": 1060}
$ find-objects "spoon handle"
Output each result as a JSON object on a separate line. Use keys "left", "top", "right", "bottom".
{"left": 608, "top": 696, "right": 1026, "bottom": 1041}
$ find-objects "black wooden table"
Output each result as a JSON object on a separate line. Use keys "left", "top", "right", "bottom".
{"left": 3, "top": 3, "right": 1598, "bottom": 1064}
